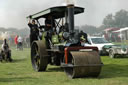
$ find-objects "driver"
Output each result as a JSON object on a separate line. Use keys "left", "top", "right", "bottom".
{"left": 45, "top": 15, "right": 55, "bottom": 31}
{"left": 44, "top": 16, "right": 56, "bottom": 48}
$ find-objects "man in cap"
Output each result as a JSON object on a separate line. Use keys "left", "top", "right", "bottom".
{"left": 28, "top": 19, "right": 39, "bottom": 46}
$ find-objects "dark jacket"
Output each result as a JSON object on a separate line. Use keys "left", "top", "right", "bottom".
{"left": 45, "top": 18, "right": 55, "bottom": 31}
{"left": 28, "top": 23, "right": 39, "bottom": 35}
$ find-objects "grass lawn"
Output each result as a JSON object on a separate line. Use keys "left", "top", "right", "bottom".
{"left": 0, "top": 47, "right": 128, "bottom": 85}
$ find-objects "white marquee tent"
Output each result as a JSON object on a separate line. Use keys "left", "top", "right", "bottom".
{"left": 113, "top": 27, "right": 128, "bottom": 33}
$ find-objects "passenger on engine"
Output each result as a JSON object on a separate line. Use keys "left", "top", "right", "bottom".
{"left": 28, "top": 19, "right": 39, "bottom": 46}
{"left": 79, "top": 31, "right": 89, "bottom": 45}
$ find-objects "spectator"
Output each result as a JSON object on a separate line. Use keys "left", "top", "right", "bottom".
{"left": 17, "top": 36, "right": 23, "bottom": 50}
{"left": 14, "top": 35, "right": 18, "bottom": 50}
{"left": 1, "top": 38, "right": 12, "bottom": 61}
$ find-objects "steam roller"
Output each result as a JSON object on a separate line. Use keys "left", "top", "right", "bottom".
{"left": 62, "top": 47, "right": 102, "bottom": 78}
{"left": 27, "top": 4, "right": 103, "bottom": 78}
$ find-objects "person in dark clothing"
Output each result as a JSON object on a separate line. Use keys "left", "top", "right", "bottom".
{"left": 45, "top": 16, "right": 56, "bottom": 48}
{"left": 79, "top": 31, "right": 89, "bottom": 44}
{"left": 0, "top": 39, "right": 12, "bottom": 62}
{"left": 28, "top": 19, "right": 39, "bottom": 46}
{"left": 45, "top": 16, "right": 55, "bottom": 31}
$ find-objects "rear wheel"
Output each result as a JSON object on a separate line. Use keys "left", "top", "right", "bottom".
{"left": 31, "top": 41, "right": 48, "bottom": 71}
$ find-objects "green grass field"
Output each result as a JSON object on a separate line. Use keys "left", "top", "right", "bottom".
{"left": 0, "top": 47, "right": 128, "bottom": 85}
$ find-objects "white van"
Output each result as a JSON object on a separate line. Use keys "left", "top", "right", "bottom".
{"left": 84, "top": 36, "right": 113, "bottom": 55}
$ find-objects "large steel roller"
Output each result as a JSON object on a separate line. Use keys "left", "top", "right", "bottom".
{"left": 64, "top": 51, "right": 102, "bottom": 78}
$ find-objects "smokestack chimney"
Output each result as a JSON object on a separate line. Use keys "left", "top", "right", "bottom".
{"left": 67, "top": 4, "right": 74, "bottom": 33}
{"left": 62, "top": 0, "right": 75, "bottom": 6}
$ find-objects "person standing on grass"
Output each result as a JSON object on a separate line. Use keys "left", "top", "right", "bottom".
{"left": 1, "top": 38, "right": 12, "bottom": 62}
{"left": 17, "top": 36, "right": 23, "bottom": 50}
{"left": 14, "top": 35, "right": 18, "bottom": 50}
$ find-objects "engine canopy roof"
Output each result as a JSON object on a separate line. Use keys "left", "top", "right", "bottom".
{"left": 27, "top": 6, "right": 84, "bottom": 20}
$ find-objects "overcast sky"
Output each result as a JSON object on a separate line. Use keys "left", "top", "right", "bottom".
{"left": 0, "top": 0, "right": 128, "bottom": 29}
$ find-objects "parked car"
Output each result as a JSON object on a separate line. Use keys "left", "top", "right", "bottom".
{"left": 108, "top": 45, "right": 128, "bottom": 58}
{"left": 84, "top": 36, "right": 113, "bottom": 55}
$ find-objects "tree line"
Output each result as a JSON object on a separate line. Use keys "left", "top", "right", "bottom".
{"left": 76, "top": 9, "right": 128, "bottom": 35}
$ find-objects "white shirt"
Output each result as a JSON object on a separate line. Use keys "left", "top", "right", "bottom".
{"left": 1, "top": 44, "right": 4, "bottom": 51}
{"left": 1, "top": 43, "right": 9, "bottom": 51}
{"left": 18, "top": 36, "right": 23, "bottom": 43}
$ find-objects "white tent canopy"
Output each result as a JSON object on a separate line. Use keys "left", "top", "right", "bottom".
{"left": 113, "top": 27, "right": 128, "bottom": 33}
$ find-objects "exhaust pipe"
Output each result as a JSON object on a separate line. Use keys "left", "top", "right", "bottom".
{"left": 67, "top": 4, "right": 74, "bottom": 33}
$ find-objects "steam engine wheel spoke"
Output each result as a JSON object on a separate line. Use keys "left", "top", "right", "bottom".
{"left": 31, "top": 41, "right": 48, "bottom": 71}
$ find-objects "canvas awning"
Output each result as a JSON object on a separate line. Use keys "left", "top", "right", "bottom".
{"left": 27, "top": 6, "right": 84, "bottom": 19}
